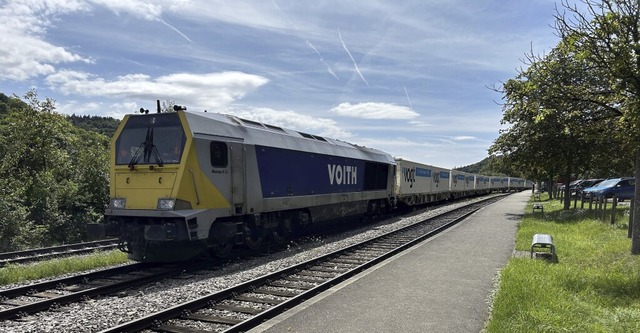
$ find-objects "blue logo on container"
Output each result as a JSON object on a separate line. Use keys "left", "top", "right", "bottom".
{"left": 416, "top": 167, "right": 431, "bottom": 177}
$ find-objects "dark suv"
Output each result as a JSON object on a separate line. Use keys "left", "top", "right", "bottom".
{"left": 582, "top": 178, "right": 635, "bottom": 201}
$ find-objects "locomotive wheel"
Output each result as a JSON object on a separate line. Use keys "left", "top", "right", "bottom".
{"left": 211, "top": 239, "right": 233, "bottom": 258}
{"left": 244, "top": 224, "right": 265, "bottom": 250}
{"left": 272, "top": 217, "right": 292, "bottom": 244}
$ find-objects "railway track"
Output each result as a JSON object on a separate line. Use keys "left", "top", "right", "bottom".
{"left": 0, "top": 239, "right": 120, "bottom": 268}
{"left": 0, "top": 263, "right": 182, "bottom": 320}
{"left": 101, "top": 195, "right": 505, "bottom": 333}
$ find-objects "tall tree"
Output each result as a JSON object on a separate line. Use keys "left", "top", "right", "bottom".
{"left": 555, "top": 0, "right": 640, "bottom": 253}
{"left": 491, "top": 45, "right": 616, "bottom": 207}
{"left": 0, "top": 91, "right": 110, "bottom": 249}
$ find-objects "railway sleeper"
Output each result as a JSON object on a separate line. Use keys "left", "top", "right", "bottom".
{"left": 31, "top": 292, "right": 62, "bottom": 299}
{"left": 213, "top": 303, "right": 263, "bottom": 315}
{"left": 233, "top": 295, "right": 284, "bottom": 305}
{"left": 330, "top": 258, "right": 368, "bottom": 264}
{"left": 282, "top": 276, "right": 328, "bottom": 284}
{"left": 1, "top": 299, "right": 30, "bottom": 306}
{"left": 155, "top": 323, "right": 229, "bottom": 333}
{"left": 317, "top": 262, "right": 357, "bottom": 269}
{"left": 296, "top": 271, "right": 336, "bottom": 278}
{"left": 307, "top": 266, "right": 347, "bottom": 274}
{"left": 185, "top": 313, "right": 243, "bottom": 325}
{"left": 269, "top": 281, "right": 314, "bottom": 290}
{"left": 252, "top": 288, "right": 298, "bottom": 298}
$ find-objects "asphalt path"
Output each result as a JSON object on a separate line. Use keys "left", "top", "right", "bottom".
{"left": 248, "top": 191, "right": 529, "bottom": 333}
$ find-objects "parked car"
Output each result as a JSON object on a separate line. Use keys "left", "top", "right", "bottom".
{"left": 582, "top": 178, "right": 635, "bottom": 201}
{"left": 559, "top": 179, "right": 580, "bottom": 193}
{"left": 574, "top": 178, "right": 604, "bottom": 197}
{"left": 569, "top": 179, "right": 586, "bottom": 196}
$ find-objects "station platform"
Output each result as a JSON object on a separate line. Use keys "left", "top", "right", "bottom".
{"left": 248, "top": 191, "right": 529, "bottom": 333}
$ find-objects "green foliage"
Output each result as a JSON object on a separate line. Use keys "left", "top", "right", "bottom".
{"left": 485, "top": 199, "right": 640, "bottom": 332}
{"left": 0, "top": 90, "right": 110, "bottom": 251}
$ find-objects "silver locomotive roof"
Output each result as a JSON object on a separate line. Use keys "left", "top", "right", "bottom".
{"left": 182, "top": 111, "right": 395, "bottom": 165}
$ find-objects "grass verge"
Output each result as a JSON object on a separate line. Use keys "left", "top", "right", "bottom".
{"left": 485, "top": 198, "right": 640, "bottom": 333}
{"left": 0, "top": 250, "right": 130, "bottom": 286}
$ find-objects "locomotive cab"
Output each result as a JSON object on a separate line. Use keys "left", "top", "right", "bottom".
{"left": 115, "top": 114, "right": 186, "bottom": 168}
{"left": 106, "top": 112, "right": 212, "bottom": 261}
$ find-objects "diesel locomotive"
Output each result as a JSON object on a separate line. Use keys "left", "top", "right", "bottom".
{"left": 105, "top": 108, "right": 395, "bottom": 262}
{"left": 105, "top": 106, "right": 530, "bottom": 262}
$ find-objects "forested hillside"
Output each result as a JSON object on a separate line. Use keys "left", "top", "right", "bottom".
{"left": 455, "top": 156, "right": 511, "bottom": 177}
{"left": 0, "top": 91, "right": 113, "bottom": 251}
{"left": 67, "top": 114, "right": 120, "bottom": 138}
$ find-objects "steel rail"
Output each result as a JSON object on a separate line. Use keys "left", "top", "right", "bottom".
{"left": 0, "top": 239, "right": 120, "bottom": 268}
{"left": 0, "top": 263, "right": 171, "bottom": 320}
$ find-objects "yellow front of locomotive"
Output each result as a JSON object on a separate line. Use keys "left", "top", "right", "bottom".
{"left": 105, "top": 111, "right": 230, "bottom": 262}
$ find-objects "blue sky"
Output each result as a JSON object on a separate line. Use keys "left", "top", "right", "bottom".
{"left": 0, "top": 0, "right": 561, "bottom": 168}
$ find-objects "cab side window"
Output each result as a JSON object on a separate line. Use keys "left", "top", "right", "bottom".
{"left": 210, "top": 141, "right": 228, "bottom": 167}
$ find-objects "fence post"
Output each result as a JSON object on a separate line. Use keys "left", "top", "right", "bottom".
{"left": 610, "top": 197, "right": 617, "bottom": 225}
{"left": 597, "top": 196, "right": 603, "bottom": 218}
{"left": 629, "top": 200, "right": 634, "bottom": 238}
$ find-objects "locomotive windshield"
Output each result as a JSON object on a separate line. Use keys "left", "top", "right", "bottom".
{"left": 115, "top": 113, "right": 186, "bottom": 165}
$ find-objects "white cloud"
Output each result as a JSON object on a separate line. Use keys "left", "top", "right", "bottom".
{"left": 45, "top": 70, "right": 269, "bottom": 108}
{"left": 229, "top": 106, "right": 352, "bottom": 139}
{"left": 88, "top": 0, "right": 162, "bottom": 20}
{"left": 56, "top": 100, "right": 139, "bottom": 119}
{"left": 331, "top": 102, "right": 419, "bottom": 120}
{"left": 453, "top": 136, "right": 476, "bottom": 141}
{"left": 0, "top": 0, "right": 90, "bottom": 81}
{"left": 408, "top": 120, "right": 433, "bottom": 127}
{"left": 354, "top": 135, "right": 491, "bottom": 169}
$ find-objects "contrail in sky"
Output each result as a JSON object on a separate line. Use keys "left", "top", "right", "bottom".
{"left": 159, "top": 18, "right": 194, "bottom": 43}
{"left": 306, "top": 40, "right": 339, "bottom": 80}
{"left": 338, "top": 29, "right": 369, "bottom": 87}
{"left": 272, "top": 0, "right": 339, "bottom": 80}
{"left": 404, "top": 85, "right": 413, "bottom": 110}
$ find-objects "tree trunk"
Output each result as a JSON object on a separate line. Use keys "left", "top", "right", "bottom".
{"left": 563, "top": 170, "right": 571, "bottom": 210}
{"left": 631, "top": 150, "right": 640, "bottom": 254}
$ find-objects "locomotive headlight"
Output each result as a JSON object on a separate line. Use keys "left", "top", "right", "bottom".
{"left": 110, "top": 198, "right": 126, "bottom": 209}
{"left": 157, "top": 198, "right": 176, "bottom": 210}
